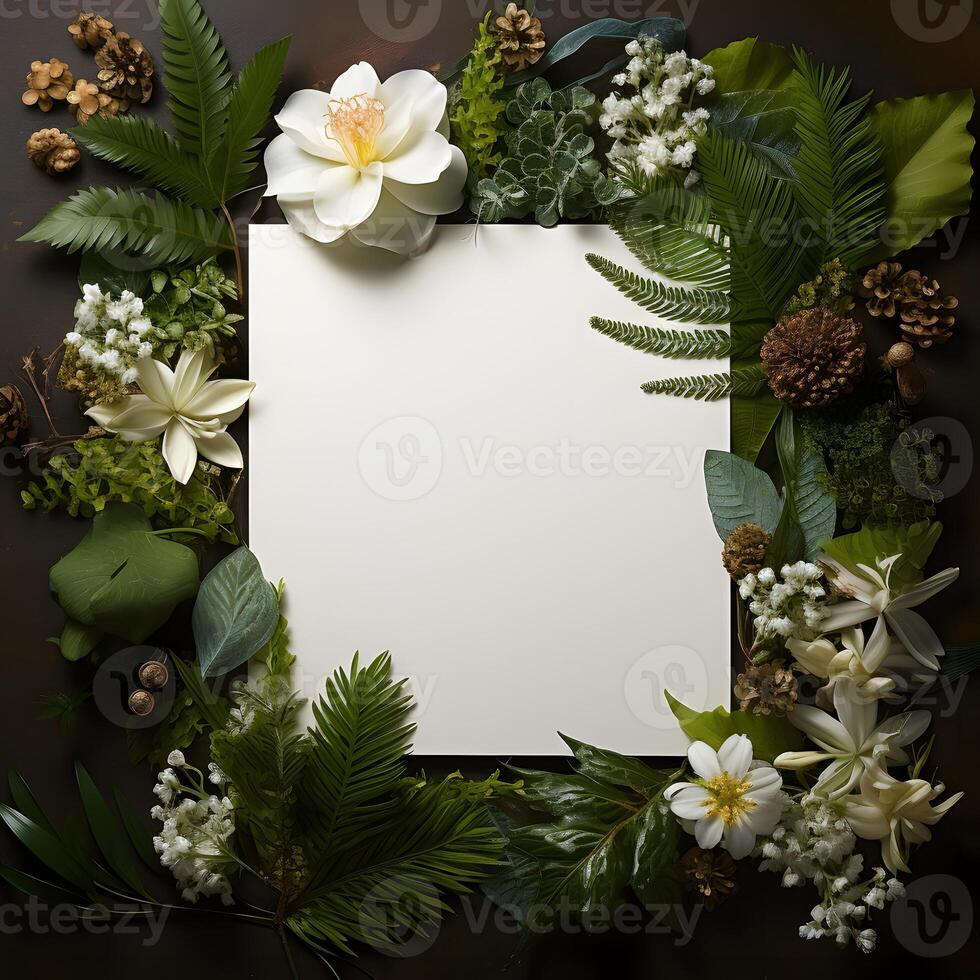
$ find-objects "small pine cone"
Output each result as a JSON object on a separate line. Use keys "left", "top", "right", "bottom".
{"left": 95, "top": 32, "right": 154, "bottom": 105}
{"left": 22, "top": 58, "right": 74, "bottom": 112}
{"left": 761, "top": 308, "right": 866, "bottom": 409}
{"left": 490, "top": 3, "right": 546, "bottom": 72}
{"left": 722, "top": 523, "right": 771, "bottom": 580}
{"left": 734, "top": 661, "right": 798, "bottom": 717}
{"left": 894, "top": 270, "right": 958, "bottom": 348}
{"left": 0, "top": 384, "right": 28, "bottom": 446}
{"left": 67, "top": 79, "right": 129, "bottom": 125}
{"left": 859, "top": 261, "right": 904, "bottom": 318}
{"left": 68, "top": 12, "right": 115, "bottom": 51}
{"left": 27, "top": 128, "right": 80, "bottom": 175}
{"left": 681, "top": 847, "right": 737, "bottom": 910}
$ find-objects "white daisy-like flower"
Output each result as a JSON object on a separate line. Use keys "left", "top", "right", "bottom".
{"left": 264, "top": 62, "right": 467, "bottom": 255}
{"left": 665, "top": 734, "right": 784, "bottom": 859}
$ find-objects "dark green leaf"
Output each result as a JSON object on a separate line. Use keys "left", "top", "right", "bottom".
{"left": 114, "top": 789, "right": 161, "bottom": 872}
{"left": 0, "top": 804, "right": 93, "bottom": 891}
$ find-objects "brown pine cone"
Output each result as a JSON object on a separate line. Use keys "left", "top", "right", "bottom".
{"left": 761, "top": 308, "right": 866, "bottom": 409}
{"left": 894, "top": 270, "right": 958, "bottom": 348}
{"left": 95, "top": 32, "right": 154, "bottom": 104}
{"left": 27, "top": 128, "right": 80, "bottom": 175}
{"left": 490, "top": 3, "right": 546, "bottom": 72}
{"left": 68, "top": 12, "right": 115, "bottom": 51}
{"left": 0, "top": 384, "right": 28, "bottom": 446}
{"left": 67, "top": 79, "right": 129, "bottom": 125}
{"left": 859, "top": 261, "right": 904, "bottom": 318}
{"left": 722, "top": 524, "right": 771, "bottom": 580}
{"left": 681, "top": 847, "right": 737, "bottom": 910}
{"left": 734, "top": 661, "right": 798, "bottom": 717}
{"left": 22, "top": 58, "right": 74, "bottom": 112}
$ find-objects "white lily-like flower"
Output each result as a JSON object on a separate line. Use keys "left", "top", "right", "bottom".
{"left": 87, "top": 348, "right": 254, "bottom": 485}
{"left": 788, "top": 622, "right": 924, "bottom": 708}
{"left": 774, "top": 679, "right": 931, "bottom": 798}
{"left": 665, "top": 734, "right": 783, "bottom": 859}
{"left": 820, "top": 553, "right": 959, "bottom": 670}
{"left": 842, "top": 773, "right": 962, "bottom": 874}
{"left": 264, "top": 62, "right": 467, "bottom": 255}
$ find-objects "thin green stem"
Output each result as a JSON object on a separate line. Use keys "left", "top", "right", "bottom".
{"left": 279, "top": 925, "right": 300, "bottom": 980}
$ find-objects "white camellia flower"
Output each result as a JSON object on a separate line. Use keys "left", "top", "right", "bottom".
{"left": 264, "top": 62, "right": 467, "bottom": 254}
{"left": 665, "top": 734, "right": 783, "bottom": 859}
{"left": 820, "top": 553, "right": 958, "bottom": 670}
{"left": 842, "top": 773, "right": 962, "bottom": 873}
{"left": 774, "top": 678, "right": 930, "bottom": 798}
{"left": 87, "top": 347, "right": 254, "bottom": 485}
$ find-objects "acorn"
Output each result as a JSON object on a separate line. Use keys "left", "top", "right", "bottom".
{"left": 138, "top": 659, "right": 169, "bottom": 691}
{"left": 128, "top": 689, "right": 155, "bottom": 716}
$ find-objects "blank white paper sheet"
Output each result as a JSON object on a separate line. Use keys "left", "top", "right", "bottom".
{"left": 248, "top": 223, "right": 730, "bottom": 755}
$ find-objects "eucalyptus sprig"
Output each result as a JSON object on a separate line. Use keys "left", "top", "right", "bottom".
{"left": 20, "top": 0, "right": 291, "bottom": 298}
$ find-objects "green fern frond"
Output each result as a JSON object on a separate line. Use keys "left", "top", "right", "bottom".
{"left": 19, "top": 187, "right": 233, "bottom": 265}
{"left": 206, "top": 36, "right": 291, "bottom": 202}
{"left": 586, "top": 254, "right": 731, "bottom": 325}
{"left": 590, "top": 317, "right": 731, "bottom": 359}
{"left": 641, "top": 365, "right": 765, "bottom": 400}
{"left": 612, "top": 210, "right": 730, "bottom": 290}
{"left": 161, "top": 0, "right": 233, "bottom": 156}
{"left": 71, "top": 115, "right": 217, "bottom": 208}
{"left": 789, "top": 48, "right": 885, "bottom": 270}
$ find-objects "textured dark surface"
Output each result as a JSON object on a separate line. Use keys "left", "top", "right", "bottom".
{"left": 1, "top": 1, "right": 978, "bottom": 976}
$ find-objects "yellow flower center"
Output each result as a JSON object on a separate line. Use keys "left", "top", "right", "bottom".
{"left": 702, "top": 772, "right": 756, "bottom": 827}
{"left": 324, "top": 93, "right": 385, "bottom": 170}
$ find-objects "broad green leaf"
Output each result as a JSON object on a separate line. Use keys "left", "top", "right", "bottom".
{"left": 703, "top": 37, "right": 795, "bottom": 93}
{"left": 75, "top": 763, "right": 149, "bottom": 899}
{"left": 819, "top": 521, "right": 942, "bottom": 594}
{"left": 161, "top": 0, "right": 233, "bottom": 156}
{"left": 559, "top": 736, "right": 668, "bottom": 795}
{"left": 20, "top": 187, "right": 233, "bottom": 266}
{"left": 665, "top": 692, "right": 805, "bottom": 762}
{"left": 71, "top": 115, "right": 218, "bottom": 208}
{"left": 208, "top": 37, "right": 291, "bottom": 202}
{"left": 631, "top": 800, "right": 681, "bottom": 916}
{"left": 77, "top": 252, "right": 150, "bottom": 296}
{"left": 193, "top": 547, "right": 279, "bottom": 678}
{"left": 49, "top": 504, "right": 200, "bottom": 644}
{"left": 0, "top": 804, "right": 93, "bottom": 891}
{"left": 7, "top": 773, "right": 54, "bottom": 834}
{"left": 863, "top": 90, "right": 975, "bottom": 262}
{"left": 114, "top": 789, "right": 162, "bottom": 872}
{"left": 703, "top": 449, "right": 783, "bottom": 540}
{"left": 52, "top": 620, "right": 104, "bottom": 662}
{"left": 731, "top": 391, "right": 782, "bottom": 462}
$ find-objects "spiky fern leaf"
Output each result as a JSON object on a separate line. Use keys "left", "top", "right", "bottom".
{"left": 586, "top": 254, "right": 731, "bottom": 325}
{"left": 789, "top": 48, "right": 885, "bottom": 270}
{"left": 590, "top": 318, "right": 731, "bottom": 359}
{"left": 19, "top": 187, "right": 233, "bottom": 265}
{"left": 161, "top": 0, "right": 232, "bottom": 156}
{"left": 641, "top": 365, "right": 766, "bottom": 400}
{"left": 72, "top": 115, "right": 218, "bottom": 208}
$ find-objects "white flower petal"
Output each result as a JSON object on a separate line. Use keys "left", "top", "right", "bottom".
{"left": 687, "top": 741, "right": 721, "bottom": 780}
{"left": 274, "top": 89, "right": 346, "bottom": 162}
{"left": 695, "top": 814, "right": 724, "bottom": 850}
{"left": 820, "top": 599, "right": 873, "bottom": 632}
{"left": 889, "top": 567, "right": 959, "bottom": 610}
{"left": 385, "top": 144, "right": 467, "bottom": 216}
{"left": 667, "top": 786, "right": 709, "bottom": 821}
{"left": 136, "top": 357, "right": 177, "bottom": 408}
{"left": 314, "top": 162, "right": 383, "bottom": 230}
{"left": 717, "top": 734, "right": 753, "bottom": 778}
{"left": 379, "top": 68, "right": 448, "bottom": 135}
{"left": 196, "top": 430, "right": 243, "bottom": 470}
{"left": 789, "top": 704, "right": 853, "bottom": 753}
{"left": 861, "top": 615, "right": 893, "bottom": 673}
{"left": 163, "top": 419, "right": 200, "bottom": 485}
{"left": 264, "top": 134, "right": 335, "bottom": 197}
{"left": 94, "top": 396, "right": 172, "bottom": 435}
{"left": 183, "top": 379, "right": 255, "bottom": 421}
{"left": 382, "top": 130, "right": 452, "bottom": 185}
{"left": 172, "top": 348, "right": 215, "bottom": 408}
{"left": 833, "top": 679, "right": 876, "bottom": 747}
{"left": 330, "top": 62, "right": 382, "bottom": 100}
{"left": 773, "top": 750, "right": 835, "bottom": 770}
{"left": 723, "top": 821, "right": 756, "bottom": 859}
{"left": 741, "top": 800, "right": 782, "bottom": 835}
{"left": 347, "top": 186, "right": 435, "bottom": 255}
{"left": 278, "top": 196, "right": 347, "bottom": 244}
{"left": 745, "top": 765, "right": 782, "bottom": 797}
{"left": 886, "top": 608, "right": 944, "bottom": 670}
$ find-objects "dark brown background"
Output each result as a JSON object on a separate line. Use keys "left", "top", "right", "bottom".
{"left": 1, "top": 1, "right": 978, "bottom": 976}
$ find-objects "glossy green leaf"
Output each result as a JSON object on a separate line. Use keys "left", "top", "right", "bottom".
{"left": 0, "top": 804, "right": 93, "bottom": 891}
{"left": 731, "top": 391, "right": 783, "bottom": 462}
{"left": 665, "top": 692, "right": 805, "bottom": 763}
{"left": 53, "top": 620, "right": 104, "bottom": 663}
{"left": 703, "top": 37, "right": 795, "bottom": 94}
{"left": 863, "top": 90, "right": 975, "bottom": 262}
{"left": 193, "top": 547, "right": 279, "bottom": 678}
{"left": 704, "top": 448, "right": 783, "bottom": 540}
{"left": 7, "top": 772, "right": 54, "bottom": 834}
